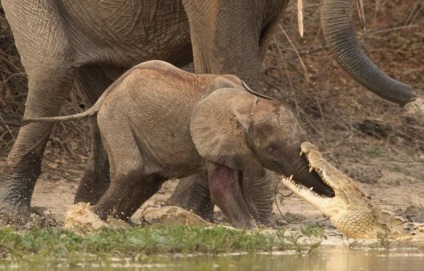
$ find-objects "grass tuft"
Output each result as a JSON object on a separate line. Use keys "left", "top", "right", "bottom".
{"left": 0, "top": 224, "right": 327, "bottom": 268}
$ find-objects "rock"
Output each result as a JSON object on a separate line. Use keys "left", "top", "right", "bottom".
{"left": 141, "top": 206, "right": 211, "bottom": 227}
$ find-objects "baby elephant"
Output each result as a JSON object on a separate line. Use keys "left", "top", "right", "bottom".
{"left": 24, "top": 60, "right": 332, "bottom": 228}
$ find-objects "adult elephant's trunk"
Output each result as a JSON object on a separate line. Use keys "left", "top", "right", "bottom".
{"left": 320, "top": 0, "right": 417, "bottom": 106}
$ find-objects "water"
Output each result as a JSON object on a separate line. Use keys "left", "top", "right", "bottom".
{"left": 3, "top": 248, "right": 423, "bottom": 270}
{"left": 141, "top": 249, "right": 424, "bottom": 271}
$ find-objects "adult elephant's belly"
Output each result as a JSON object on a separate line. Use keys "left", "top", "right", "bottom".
{"left": 60, "top": 0, "right": 193, "bottom": 68}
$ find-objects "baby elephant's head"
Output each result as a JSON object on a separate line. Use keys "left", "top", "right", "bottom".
{"left": 190, "top": 88, "right": 334, "bottom": 197}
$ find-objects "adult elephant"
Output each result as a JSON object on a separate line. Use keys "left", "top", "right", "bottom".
{"left": 0, "top": 0, "right": 418, "bottom": 224}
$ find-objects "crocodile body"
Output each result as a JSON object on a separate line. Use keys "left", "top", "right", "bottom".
{"left": 281, "top": 142, "right": 423, "bottom": 239}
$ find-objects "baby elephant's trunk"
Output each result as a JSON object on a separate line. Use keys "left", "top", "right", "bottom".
{"left": 281, "top": 147, "right": 335, "bottom": 197}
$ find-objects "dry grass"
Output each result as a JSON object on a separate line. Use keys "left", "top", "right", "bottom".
{"left": 262, "top": 0, "right": 424, "bottom": 155}
{"left": 1, "top": 0, "right": 423, "bottom": 161}
{"left": 0, "top": 5, "right": 26, "bottom": 153}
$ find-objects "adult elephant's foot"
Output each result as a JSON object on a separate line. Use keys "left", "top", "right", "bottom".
{"left": 0, "top": 165, "right": 39, "bottom": 225}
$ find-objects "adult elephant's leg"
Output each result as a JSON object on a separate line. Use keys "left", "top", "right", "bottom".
{"left": 167, "top": 172, "right": 214, "bottom": 222}
{"left": 0, "top": 0, "right": 77, "bottom": 224}
{"left": 0, "top": 67, "right": 75, "bottom": 223}
{"left": 182, "top": 0, "right": 263, "bottom": 89}
{"left": 170, "top": 0, "right": 264, "bottom": 222}
{"left": 73, "top": 66, "right": 118, "bottom": 205}
{"left": 170, "top": 1, "right": 287, "bottom": 225}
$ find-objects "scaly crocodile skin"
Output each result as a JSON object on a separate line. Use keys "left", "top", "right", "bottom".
{"left": 282, "top": 142, "right": 424, "bottom": 240}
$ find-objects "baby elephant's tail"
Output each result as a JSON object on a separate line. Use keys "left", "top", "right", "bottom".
{"left": 21, "top": 108, "right": 97, "bottom": 125}
{"left": 19, "top": 63, "right": 143, "bottom": 125}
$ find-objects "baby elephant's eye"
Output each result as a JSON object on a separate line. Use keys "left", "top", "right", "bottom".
{"left": 267, "top": 146, "right": 277, "bottom": 154}
{"left": 267, "top": 142, "right": 282, "bottom": 156}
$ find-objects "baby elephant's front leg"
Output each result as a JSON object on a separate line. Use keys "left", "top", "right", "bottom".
{"left": 207, "top": 163, "right": 256, "bottom": 229}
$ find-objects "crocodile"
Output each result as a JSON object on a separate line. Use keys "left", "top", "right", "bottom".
{"left": 281, "top": 142, "right": 424, "bottom": 239}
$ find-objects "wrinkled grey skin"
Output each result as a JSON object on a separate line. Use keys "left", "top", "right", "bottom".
{"left": 1, "top": 0, "right": 417, "bottom": 224}
{"left": 23, "top": 61, "right": 332, "bottom": 228}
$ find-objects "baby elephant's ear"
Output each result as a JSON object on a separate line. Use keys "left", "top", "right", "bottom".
{"left": 190, "top": 88, "right": 265, "bottom": 176}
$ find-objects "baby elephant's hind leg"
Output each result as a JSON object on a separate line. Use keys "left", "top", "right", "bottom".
{"left": 91, "top": 120, "right": 162, "bottom": 221}
{"left": 90, "top": 152, "right": 146, "bottom": 221}
{"left": 114, "top": 174, "right": 166, "bottom": 220}
{"left": 92, "top": 171, "right": 165, "bottom": 221}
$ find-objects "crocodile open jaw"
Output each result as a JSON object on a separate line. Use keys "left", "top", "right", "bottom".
{"left": 281, "top": 142, "right": 388, "bottom": 239}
